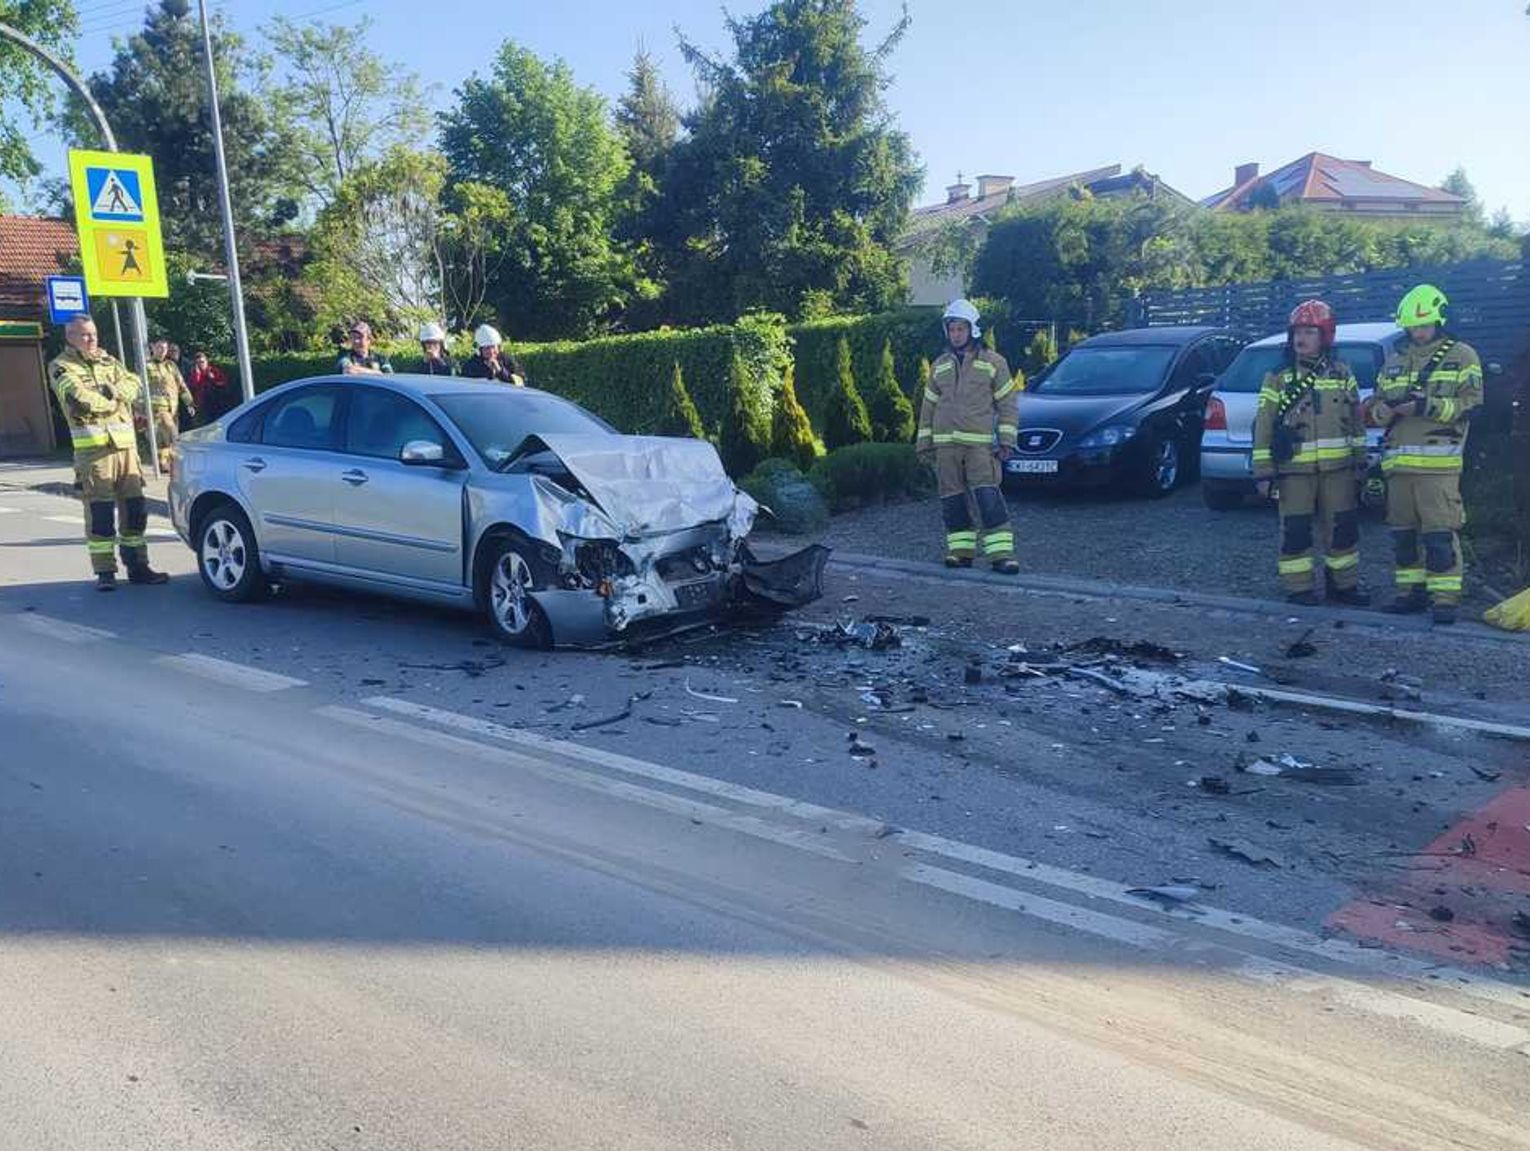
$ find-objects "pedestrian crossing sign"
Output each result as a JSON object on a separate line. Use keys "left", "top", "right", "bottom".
{"left": 68, "top": 149, "right": 168, "bottom": 299}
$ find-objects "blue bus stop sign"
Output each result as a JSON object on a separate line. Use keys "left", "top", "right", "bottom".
{"left": 46, "top": 276, "right": 90, "bottom": 325}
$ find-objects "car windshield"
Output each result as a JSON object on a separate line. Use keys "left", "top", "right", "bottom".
{"left": 1218, "top": 343, "right": 1384, "bottom": 395}
{"left": 434, "top": 391, "right": 611, "bottom": 468}
{"left": 1033, "top": 345, "right": 1176, "bottom": 395}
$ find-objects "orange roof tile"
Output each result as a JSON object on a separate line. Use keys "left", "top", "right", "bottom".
{"left": 0, "top": 216, "right": 80, "bottom": 318}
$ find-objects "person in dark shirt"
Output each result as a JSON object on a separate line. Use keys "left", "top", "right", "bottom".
{"left": 337, "top": 321, "right": 393, "bottom": 376}
{"left": 417, "top": 321, "right": 455, "bottom": 376}
{"left": 461, "top": 323, "right": 524, "bottom": 386}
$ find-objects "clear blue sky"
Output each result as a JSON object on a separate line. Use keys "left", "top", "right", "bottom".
{"left": 22, "top": 0, "right": 1530, "bottom": 221}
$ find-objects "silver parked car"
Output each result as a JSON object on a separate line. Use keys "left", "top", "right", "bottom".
{"left": 1199, "top": 322, "right": 1405, "bottom": 510}
{"left": 169, "top": 375, "right": 825, "bottom": 647}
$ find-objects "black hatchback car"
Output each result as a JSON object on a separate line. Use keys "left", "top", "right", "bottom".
{"left": 1003, "top": 326, "right": 1249, "bottom": 498}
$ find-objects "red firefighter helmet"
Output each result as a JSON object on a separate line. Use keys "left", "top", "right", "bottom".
{"left": 1288, "top": 298, "right": 1336, "bottom": 348}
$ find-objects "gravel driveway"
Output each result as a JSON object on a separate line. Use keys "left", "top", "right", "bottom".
{"left": 810, "top": 480, "right": 1496, "bottom": 609}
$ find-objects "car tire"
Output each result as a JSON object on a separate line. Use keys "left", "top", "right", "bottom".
{"left": 1201, "top": 483, "right": 1244, "bottom": 511}
{"left": 1142, "top": 434, "right": 1181, "bottom": 499}
{"left": 195, "top": 500, "right": 268, "bottom": 603}
{"left": 480, "top": 533, "right": 555, "bottom": 650}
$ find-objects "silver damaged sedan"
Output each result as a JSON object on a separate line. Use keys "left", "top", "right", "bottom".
{"left": 169, "top": 375, "right": 827, "bottom": 647}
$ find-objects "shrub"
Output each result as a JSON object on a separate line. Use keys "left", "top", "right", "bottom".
{"left": 738, "top": 459, "right": 830, "bottom": 535}
{"left": 808, "top": 442, "right": 932, "bottom": 512}
{"left": 1021, "top": 327, "right": 1058, "bottom": 377}
{"left": 657, "top": 360, "right": 706, "bottom": 439}
{"left": 822, "top": 336, "right": 872, "bottom": 450}
{"left": 867, "top": 338, "right": 916, "bottom": 443}
{"left": 718, "top": 352, "right": 772, "bottom": 475}
{"left": 771, "top": 364, "right": 821, "bottom": 471}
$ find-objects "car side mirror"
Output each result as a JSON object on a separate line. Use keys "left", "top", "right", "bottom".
{"left": 400, "top": 439, "right": 447, "bottom": 466}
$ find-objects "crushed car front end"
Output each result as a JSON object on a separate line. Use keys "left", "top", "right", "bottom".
{"left": 468, "top": 434, "right": 826, "bottom": 646}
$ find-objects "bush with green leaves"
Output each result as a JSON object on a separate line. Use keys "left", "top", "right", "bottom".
{"left": 808, "top": 442, "right": 932, "bottom": 512}
{"left": 718, "top": 351, "right": 772, "bottom": 475}
{"left": 822, "top": 337, "right": 872, "bottom": 450}
{"left": 657, "top": 360, "right": 706, "bottom": 439}
{"left": 867, "top": 338, "right": 916, "bottom": 443}
{"left": 1020, "top": 328, "right": 1058, "bottom": 377}
{"left": 737, "top": 458, "right": 829, "bottom": 535}
{"left": 771, "top": 364, "right": 821, "bottom": 470}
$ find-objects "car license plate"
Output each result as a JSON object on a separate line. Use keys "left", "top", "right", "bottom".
{"left": 1007, "top": 459, "right": 1059, "bottom": 474}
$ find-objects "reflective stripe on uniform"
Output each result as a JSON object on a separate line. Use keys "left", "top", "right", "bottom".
{"left": 1395, "top": 567, "right": 1426, "bottom": 587}
{"left": 992, "top": 379, "right": 1018, "bottom": 401}
{"left": 933, "top": 431, "right": 996, "bottom": 445}
{"left": 86, "top": 538, "right": 116, "bottom": 554}
{"left": 982, "top": 532, "right": 1014, "bottom": 555}
{"left": 1278, "top": 556, "right": 1315, "bottom": 575}
{"left": 72, "top": 429, "right": 110, "bottom": 449}
{"left": 932, "top": 361, "right": 955, "bottom": 377}
{"left": 1381, "top": 454, "right": 1463, "bottom": 473}
{"left": 923, "top": 389, "right": 940, "bottom": 405}
{"left": 971, "top": 360, "right": 996, "bottom": 378}
{"left": 1251, "top": 449, "right": 1272, "bottom": 463}
{"left": 1325, "top": 552, "right": 1360, "bottom": 571}
{"left": 118, "top": 533, "right": 147, "bottom": 548}
{"left": 996, "top": 423, "right": 1016, "bottom": 438}
{"left": 1426, "top": 575, "right": 1463, "bottom": 592}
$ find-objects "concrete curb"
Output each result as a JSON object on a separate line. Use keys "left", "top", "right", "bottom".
{"left": 789, "top": 546, "right": 1530, "bottom": 650}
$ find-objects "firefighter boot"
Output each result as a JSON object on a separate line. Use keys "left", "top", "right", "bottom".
{"left": 1384, "top": 589, "right": 1429, "bottom": 615}
{"left": 96, "top": 571, "right": 117, "bottom": 592}
{"left": 1432, "top": 603, "right": 1458, "bottom": 626}
{"left": 1325, "top": 572, "right": 1372, "bottom": 606}
{"left": 126, "top": 564, "right": 170, "bottom": 585}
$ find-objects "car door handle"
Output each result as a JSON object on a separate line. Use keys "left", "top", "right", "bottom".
{"left": 243, "top": 457, "right": 266, "bottom": 473}
{"left": 341, "top": 469, "right": 369, "bottom": 486}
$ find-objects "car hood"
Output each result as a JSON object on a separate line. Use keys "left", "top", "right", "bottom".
{"left": 527, "top": 433, "right": 758, "bottom": 539}
{"left": 1017, "top": 391, "right": 1154, "bottom": 435}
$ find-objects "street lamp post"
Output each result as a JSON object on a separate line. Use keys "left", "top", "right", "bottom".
{"left": 0, "top": 19, "right": 161, "bottom": 474}
{"left": 196, "top": 0, "right": 255, "bottom": 404}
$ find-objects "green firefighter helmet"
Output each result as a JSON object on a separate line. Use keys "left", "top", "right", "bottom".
{"left": 1396, "top": 284, "right": 1447, "bottom": 329}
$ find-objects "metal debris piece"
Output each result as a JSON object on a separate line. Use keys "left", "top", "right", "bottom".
{"left": 1469, "top": 766, "right": 1502, "bottom": 783}
{"left": 865, "top": 614, "right": 931, "bottom": 627}
{"left": 1284, "top": 628, "right": 1318, "bottom": 659}
{"left": 1208, "top": 836, "right": 1286, "bottom": 868}
{"left": 1126, "top": 884, "right": 1201, "bottom": 905}
{"left": 1217, "top": 656, "right": 1264, "bottom": 677}
{"left": 1428, "top": 905, "right": 1455, "bottom": 922}
{"left": 1240, "top": 755, "right": 1360, "bottom": 786}
{"left": 571, "top": 705, "right": 633, "bottom": 731}
{"left": 963, "top": 663, "right": 983, "bottom": 685}
{"left": 1068, "top": 637, "right": 1183, "bottom": 663}
{"left": 1197, "top": 775, "right": 1231, "bottom": 795}
{"left": 684, "top": 679, "right": 739, "bottom": 705}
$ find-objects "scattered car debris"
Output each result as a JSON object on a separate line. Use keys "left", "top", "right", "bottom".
{"left": 847, "top": 733, "right": 877, "bottom": 758}
{"left": 778, "top": 699, "right": 805, "bottom": 710}
{"left": 684, "top": 679, "right": 739, "bottom": 705}
{"left": 546, "top": 693, "right": 586, "bottom": 713}
{"left": 1196, "top": 775, "right": 1231, "bottom": 795}
{"left": 1428, "top": 905, "right": 1456, "bottom": 923}
{"left": 819, "top": 619, "right": 902, "bottom": 651}
{"left": 1470, "top": 766, "right": 1503, "bottom": 783}
{"left": 571, "top": 705, "right": 633, "bottom": 732}
{"left": 1217, "top": 656, "right": 1265, "bottom": 677}
{"left": 1283, "top": 628, "right": 1318, "bottom": 659}
{"left": 1208, "top": 836, "right": 1286, "bottom": 869}
{"left": 1067, "top": 637, "right": 1183, "bottom": 663}
{"left": 1126, "top": 884, "right": 1201, "bottom": 906}
{"left": 1379, "top": 668, "right": 1424, "bottom": 703}
{"left": 1240, "top": 755, "right": 1361, "bottom": 786}
{"left": 400, "top": 656, "right": 507, "bottom": 677}
{"left": 865, "top": 614, "right": 931, "bottom": 627}
{"left": 963, "top": 663, "right": 984, "bottom": 685}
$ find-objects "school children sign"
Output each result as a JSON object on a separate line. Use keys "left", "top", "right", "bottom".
{"left": 67, "top": 150, "right": 169, "bottom": 299}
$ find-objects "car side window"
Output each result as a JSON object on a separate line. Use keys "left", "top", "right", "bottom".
{"left": 345, "top": 387, "right": 455, "bottom": 461}
{"left": 1214, "top": 337, "right": 1245, "bottom": 373}
{"left": 1171, "top": 345, "right": 1212, "bottom": 388}
{"left": 1335, "top": 344, "right": 1384, "bottom": 390}
{"left": 227, "top": 403, "right": 265, "bottom": 443}
{"left": 261, "top": 386, "right": 345, "bottom": 452}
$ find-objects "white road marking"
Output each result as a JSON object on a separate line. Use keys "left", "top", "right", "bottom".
{"left": 0, "top": 506, "right": 21, "bottom": 514}
{"left": 14, "top": 614, "right": 116, "bottom": 644}
{"left": 903, "top": 863, "right": 1177, "bottom": 949}
{"left": 155, "top": 653, "right": 307, "bottom": 693}
{"left": 1235, "top": 958, "right": 1530, "bottom": 1052}
{"left": 318, "top": 705, "right": 855, "bottom": 862}
{"left": 348, "top": 696, "right": 1530, "bottom": 1048}
{"left": 362, "top": 696, "right": 886, "bottom": 834}
{"left": 43, "top": 515, "right": 82, "bottom": 526}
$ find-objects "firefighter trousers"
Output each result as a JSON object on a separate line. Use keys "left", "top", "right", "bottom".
{"left": 1386, "top": 471, "right": 1464, "bottom": 606}
{"left": 75, "top": 447, "right": 147, "bottom": 575}
{"left": 1275, "top": 470, "right": 1360, "bottom": 594}
{"left": 935, "top": 444, "right": 1013, "bottom": 561}
{"left": 153, "top": 411, "right": 178, "bottom": 472}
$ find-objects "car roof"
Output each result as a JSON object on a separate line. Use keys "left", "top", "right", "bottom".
{"left": 1246, "top": 321, "right": 1403, "bottom": 349}
{"left": 1077, "top": 326, "right": 1230, "bottom": 347}
{"left": 266, "top": 374, "right": 557, "bottom": 401}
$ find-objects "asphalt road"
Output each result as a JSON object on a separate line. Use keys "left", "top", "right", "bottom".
{"left": 3, "top": 473, "right": 1530, "bottom": 1150}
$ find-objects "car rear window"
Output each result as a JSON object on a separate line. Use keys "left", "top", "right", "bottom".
{"left": 435, "top": 391, "right": 611, "bottom": 468}
{"left": 1218, "top": 343, "right": 1384, "bottom": 394}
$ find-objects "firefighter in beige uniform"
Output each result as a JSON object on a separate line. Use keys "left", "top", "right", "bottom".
{"left": 147, "top": 336, "right": 194, "bottom": 472}
{"left": 915, "top": 299, "right": 1021, "bottom": 574}
{"left": 48, "top": 316, "right": 169, "bottom": 590}
{"left": 1365, "top": 284, "right": 1482, "bottom": 626}
{"left": 1251, "top": 299, "right": 1370, "bottom": 606}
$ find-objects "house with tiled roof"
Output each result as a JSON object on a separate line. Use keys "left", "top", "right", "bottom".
{"left": 1201, "top": 153, "right": 1465, "bottom": 219}
{"left": 0, "top": 216, "right": 80, "bottom": 455}
{"left": 900, "top": 164, "right": 1189, "bottom": 305}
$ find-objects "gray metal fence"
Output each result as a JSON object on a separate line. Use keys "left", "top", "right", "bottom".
{"left": 1129, "top": 258, "right": 1530, "bottom": 369}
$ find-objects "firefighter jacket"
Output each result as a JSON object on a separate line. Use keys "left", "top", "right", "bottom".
{"left": 916, "top": 347, "right": 1019, "bottom": 452}
{"left": 147, "top": 358, "right": 194, "bottom": 415}
{"left": 1251, "top": 356, "right": 1365, "bottom": 478}
{"left": 1367, "top": 335, "right": 1482, "bottom": 476}
{"left": 48, "top": 347, "right": 140, "bottom": 460}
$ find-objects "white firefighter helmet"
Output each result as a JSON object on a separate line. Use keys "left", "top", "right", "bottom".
{"left": 942, "top": 298, "right": 982, "bottom": 340}
{"left": 473, "top": 323, "right": 503, "bottom": 349}
{"left": 418, "top": 321, "right": 446, "bottom": 343}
